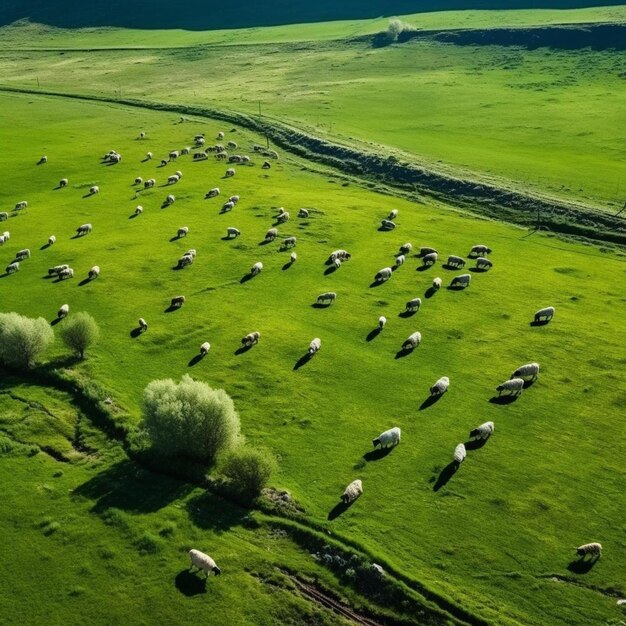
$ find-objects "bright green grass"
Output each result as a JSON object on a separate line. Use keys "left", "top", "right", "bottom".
{"left": 1, "top": 92, "right": 625, "bottom": 626}
{"left": 1, "top": 35, "right": 623, "bottom": 211}
{"left": 1, "top": 6, "right": 625, "bottom": 48}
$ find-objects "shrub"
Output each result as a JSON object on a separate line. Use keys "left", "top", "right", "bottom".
{"left": 0, "top": 312, "right": 54, "bottom": 369}
{"left": 142, "top": 374, "right": 240, "bottom": 465}
{"left": 221, "top": 445, "right": 277, "bottom": 502}
{"left": 59, "top": 311, "right": 99, "bottom": 359}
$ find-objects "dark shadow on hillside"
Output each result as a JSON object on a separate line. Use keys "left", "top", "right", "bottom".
{"left": 293, "top": 353, "right": 312, "bottom": 370}
{"left": 363, "top": 447, "right": 392, "bottom": 462}
{"left": 186, "top": 490, "right": 250, "bottom": 532}
{"left": 567, "top": 558, "right": 599, "bottom": 575}
{"left": 419, "top": 394, "right": 443, "bottom": 410}
{"left": 42, "top": 354, "right": 81, "bottom": 369}
{"left": 188, "top": 353, "right": 204, "bottom": 367}
{"left": 464, "top": 438, "right": 488, "bottom": 451}
{"left": 433, "top": 461, "right": 459, "bottom": 492}
{"left": 394, "top": 348, "right": 413, "bottom": 359}
{"left": 366, "top": 327, "right": 381, "bottom": 342}
{"left": 327, "top": 500, "right": 353, "bottom": 521}
{"left": 175, "top": 570, "right": 207, "bottom": 597}
{"left": 489, "top": 395, "right": 519, "bottom": 405}
{"left": 73, "top": 459, "right": 192, "bottom": 514}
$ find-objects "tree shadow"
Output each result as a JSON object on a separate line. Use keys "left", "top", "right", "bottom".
{"left": 419, "top": 394, "right": 442, "bottom": 410}
{"left": 530, "top": 320, "right": 551, "bottom": 327}
{"left": 40, "top": 243, "right": 51, "bottom": 250}
{"left": 235, "top": 344, "right": 252, "bottom": 356}
{"left": 175, "top": 570, "right": 207, "bottom": 597}
{"left": 366, "top": 327, "right": 381, "bottom": 342}
{"left": 186, "top": 490, "right": 250, "bottom": 532}
{"left": 78, "top": 277, "right": 91, "bottom": 286}
{"left": 395, "top": 348, "right": 413, "bottom": 359}
{"left": 464, "top": 438, "right": 488, "bottom": 451}
{"left": 363, "top": 447, "right": 392, "bottom": 462}
{"left": 566, "top": 558, "right": 599, "bottom": 575}
{"left": 73, "top": 459, "right": 192, "bottom": 514}
{"left": 188, "top": 354, "right": 204, "bottom": 367}
{"left": 50, "top": 317, "right": 63, "bottom": 326}
{"left": 327, "top": 500, "right": 353, "bottom": 520}
{"left": 293, "top": 353, "right": 312, "bottom": 370}
{"left": 399, "top": 310, "right": 416, "bottom": 318}
{"left": 130, "top": 327, "right": 143, "bottom": 338}
{"left": 424, "top": 286, "right": 437, "bottom": 299}
{"left": 240, "top": 273, "right": 254, "bottom": 284}
{"left": 324, "top": 265, "right": 337, "bottom": 276}
{"left": 433, "top": 461, "right": 459, "bottom": 492}
{"left": 282, "top": 261, "right": 294, "bottom": 271}
{"left": 489, "top": 395, "right": 519, "bottom": 405}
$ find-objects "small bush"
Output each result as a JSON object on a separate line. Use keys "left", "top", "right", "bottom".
{"left": 59, "top": 311, "right": 99, "bottom": 359}
{"left": 135, "top": 531, "right": 163, "bottom": 555}
{"left": 158, "top": 521, "right": 177, "bottom": 537}
{"left": 221, "top": 445, "right": 277, "bottom": 503}
{"left": 0, "top": 312, "right": 54, "bottom": 369}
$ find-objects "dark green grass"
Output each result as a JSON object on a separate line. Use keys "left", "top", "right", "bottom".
{"left": 0, "top": 93, "right": 625, "bottom": 626}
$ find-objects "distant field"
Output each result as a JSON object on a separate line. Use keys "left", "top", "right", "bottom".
{"left": 0, "top": 92, "right": 624, "bottom": 626}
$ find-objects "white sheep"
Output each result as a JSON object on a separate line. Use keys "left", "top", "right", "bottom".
{"left": 298, "top": 208, "right": 309, "bottom": 218}
{"left": 229, "top": 195, "right": 240, "bottom": 204}
{"left": 447, "top": 255, "right": 465, "bottom": 268}
{"left": 222, "top": 201, "right": 235, "bottom": 212}
{"left": 496, "top": 378, "right": 524, "bottom": 396}
{"left": 402, "top": 331, "right": 421, "bottom": 350}
{"left": 453, "top": 443, "right": 467, "bottom": 464}
{"left": 432, "top": 277, "right": 442, "bottom": 290}
{"left": 58, "top": 267, "right": 74, "bottom": 280}
{"left": 422, "top": 252, "right": 438, "bottom": 266}
{"left": 405, "top": 297, "right": 421, "bottom": 313}
{"left": 430, "top": 376, "right": 449, "bottom": 395}
{"left": 469, "top": 244, "right": 492, "bottom": 257}
{"left": 308, "top": 338, "right": 321, "bottom": 355}
{"left": 6, "top": 262, "right": 19, "bottom": 274}
{"left": 217, "top": 131, "right": 224, "bottom": 140}
{"left": 38, "top": 155, "right": 47, "bottom": 164}
{"left": 450, "top": 274, "right": 471, "bottom": 288}
{"left": 200, "top": 342, "right": 211, "bottom": 356}
{"left": 167, "top": 174, "right": 180, "bottom": 185}
{"left": 138, "top": 318, "right": 148, "bottom": 332}
{"left": 16, "top": 249, "right": 31, "bottom": 260}
{"left": 206, "top": 187, "right": 220, "bottom": 198}
{"left": 380, "top": 219, "right": 396, "bottom": 230}
{"left": 387, "top": 209, "right": 398, "bottom": 220}
{"left": 265, "top": 228, "right": 278, "bottom": 241}
{"left": 375, "top": 267, "right": 392, "bottom": 283}
{"left": 226, "top": 227, "right": 240, "bottom": 238}
{"left": 329, "top": 250, "right": 351, "bottom": 263}
{"left": 0, "top": 212, "right": 8, "bottom": 221}
{"left": 290, "top": 252, "right": 297, "bottom": 263}
{"left": 251, "top": 261, "right": 263, "bottom": 276}
{"left": 316, "top": 292, "right": 336, "bottom": 305}
{"left": 76, "top": 223, "right": 92, "bottom": 236}
{"left": 165, "top": 194, "right": 175, "bottom": 205}
{"left": 476, "top": 257, "right": 493, "bottom": 270}
{"left": 378, "top": 316, "right": 386, "bottom": 329}
{"left": 399, "top": 242, "right": 412, "bottom": 255}
{"left": 134, "top": 205, "right": 143, "bottom": 216}
{"left": 341, "top": 479, "right": 363, "bottom": 504}
{"left": 89, "top": 186, "right": 99, "bottom": 195}
{"left": 575, "top": 543, "right": 602, "bottom": 559}
{"left": 139, "top": 131, "right": 146, "bottom": 139}
{"left": 225, "top": 168, "right": 235, "bottom": 177}
{"left": 227, "top": 140, "right": 238, "bottom": 149}
{"left": 0, "top": 235, "right": 4, "bottom": 246}
{"left": 146, "top": 151, "right": 153, "bottom": 160}
{"left": 57, "top": 304, "right": 69, "bottom": 319}
{"left": 242, "top": 331, "right": 261, "bottom": 347}
{"left": 89, "top": 266, "right": 100, "bottom": 279}
{"left": 15, "top": 200, "right": 28, "bottom": 210}
{"left": 534, "top": 306, "right": 555, "bottom": 322}
{"left": 177, "top": 226, "right": 189, "bottom": 238}
{"left": 277, "top": 211, "right": 290, "bottom": 224}
{"left": 48, "top": 235, "right": 56, "bottom": 246}
{"left": 189, "top": 549, "right": 221, "bottom": 577}
{"left": 469, "top": 421, "right": 494, "bottom": 440}
{"left": 144, "top": 179, "right": 155, "bottom": 189}
{"left": 512, "top": 362, "right": 539, "bottom": 380}
{"left": 169, "top": 150, "right": 179, "bottom": 161}
{"left": 48, "top": 264, "right": 68, "bottom": 276}
{"left": 419, "top": 246, "right": 437, "bottom": 257}
{"left": 395, "top": 254, "right": 405, "bottom": 267}
{"left": 134, "top": 176, "right": 143, "bottom": 185}
{"left": 283, "top": 236, "right": 297, "bottom": 248}
{"left": 59, "top": 178, "right": 68, "bottom": 188}
{"left": 177, "top": 254, "right": 194, "bottom": 269}
{"left": 3, "top": 231, "right": 9, "bottom": 240}
{"left": 262, "top": 161, "right": 271, "bottom": 169}
{"left": 171, "top": 295, "right": 186, "bottom": 307}
{"left": 372, "top": 427, "right": 400, "bottom": 449}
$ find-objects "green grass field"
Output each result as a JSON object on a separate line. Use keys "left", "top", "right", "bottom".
{"left": 1, "top": 91, "right": 625, "bottom": 626}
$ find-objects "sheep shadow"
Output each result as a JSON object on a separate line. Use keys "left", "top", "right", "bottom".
{"left": 169, "top": 235, "right": 181, "bottom": 242}
{"left": 240, "top": 273, "right": 254, "bottom": 284}
{"left": 324, "top": 265, "right": 338, "bottom": 276}
{"left": 311, "top": 302, "right": 332, "bottom": 309}
{"left": 419, "top": 394, "right": 442, "bottom": 411}
{"left": 141, "top": 157, "right": 151, "bottom": 163}
{"left": 128, "top": 213, "right": 140, "bottom": 219}
{"left": 258, "top": 239, "right": 272, "bottom": 246}
{"left": 398, "top": 310, "right": 416, "bottom": 318}
{"left": 40, "top": 243, "right": 51, "bottom": 250}
{"left": 366, "top": 327, "right": 381, "bottom": 342}
{"left": 327, "top": 500, "right": 353, "bottom": 520}
{"left": 164, "top": 305, "right": 182, "bottom": 313}
{"left": 50, "top": 317, "right": 62, "bottom": 327}
{"left": 70, "top": 233, "right": 82, "bottom": 239}
{"left": 282, "top": 261, "right": 294, "bottom": 271}
{"left": 222, "top": 236, "right": 235, "bottom": 241}
{"left": 369, "top": 280, "right": 386, "bottom": 288}
{"left": 161, "top": 202, "right": 171, "bottom": 209}
{"left": 424, "top": 286, "right": 438, "bottom": 299}
{"left": 443, "top": 263, "right": 464, "bottom": 271}
{"left": 293, "top": 353, "right": 312, "bottom": 370}
{"left": 530, "top": 320, "right": 551, "bottom": 327}
{"left": 82, "top": 192, "right": 95, "bottom": 198}
{"left": 469, "top": 267, "right": 488, "bottom": 273}
{"left": 234, "top": 345, "right": 252, "bottom": 356}
{"left": 377, "top": 226, "right": 394, "bottom": 232}
{"left": 188, "top": 354, "right": 204, "bottom": 367}
{"left": 489, "top": 395, "right": 520, "bottom": 405}
{"left": 433, "top": 462, "right": 459, "bottom": 492}
{"left": 363, "top": 448, "right": 392, "bottom": 462}
{"left": 416, "top": 265, "right": 431, "bottom": 272}
{"left": 172, "top": 264, "right": 185, "bottom": 271}
{"left": 446, "top": 285, "right": 466, "bottom": 291}
{"left": 566, "top": 558, "right": 599, "bottom": 575}
{"left": 0, "top": 273, "right": 10, "bottom": 279}
{"left": 522, "top": 379, "right": 537, "bottom": 389}
{"left": 394, "top": 348, "right": 413, "bottom": 359}
{"left": 78, "top": 277, "right": 92, "bottom": 287}
{"left": 464, "top": 438, "right": 488, "bottom": 451}
{"left": 130, "top": 327, "right": 143, "bottom": 338}
{"left": 175, "top": 570, "right": 207, "bottom": 597}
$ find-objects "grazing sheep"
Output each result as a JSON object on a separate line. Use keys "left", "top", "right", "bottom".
{"left": 138, "top": 318, "right": 148, "bottom": 332}
{"left": 399, "top": 242, "right": 413, "bottom": 255}
{"left": 242, "top": 331, "right": 261, "bottom": 347}
{"left": 181, "top": 147, "right": 190, "bottom": 155}
{"left": 206, "top": 187, "right": 220, "bottom": 198}
{"left": 170, "top": 295, "right": 186, "bottom": 308}
{"left": 165, "top": 194, "right": 175, "bottom": 205}
{"left": 144, "top": 179, "right": 155, "bottom": 188}
{"left": 217, "top": 131, "right": 224, "bottom": 140}
{"left": 146, "top": 151, "right": 153, "bottom": 160}
{"left": 48, "top": 235, "right": 56, "bottom": 246}
{"left": 193, "top": 152, "right": 208, "bottom": 161}
{"left": 177, "top": 254, "right": 194, "bottom": 269}
{"left": 229, "top": 195, "right": 240, "bottom": 204}
{"left": 251, "top": 261, "right": 263, "bottom": 276}
{"left": 453, "top": 443, "right": 467, "bottom": 464}
{"left": 283, "top": 236, "right": 297, "bottom": 249}
{"left": 277, "top": 211, "right": 290, "bottom": 224}
{"left": 308, "top": 338, "right": 321, "bottom": 355}
{"left": 333, "top": 258, "right": 342, "bottom": 269}
{"left": 200, "top": 342, "right": 211, "bottom": 356}
{"left": 169, "top": 150, "right": 179, "bottom": 161}
{"left": 57, "top": 304, "right": 69, "bottom": 319}
{"left": 48, "top": 264, "right": 69, "bottom": 276}
{"left": 189, "top": 549, "right": 221, "bottom": 577}
{"left": 496, "top": 378, "right": 524, "bottom": 396}
{"left": 225, "top": 168, "right": 235, "bottom": 177}
{"left": 226, "top": 227, "right": 240, "bottom": 238}
{"left": 185, "top": 249, "right": 197, "bottom": 259}
{"left": 380, "top": 219, "right": 396, "bottom": 230}
{"left": 534, "top": 306, "right": 555, "bottom": 322}
{"left": 432, "top": 277, "right": 442, "bottom": 290}
{"left": 58, "top": 267, "right": 74, "bottom": 280}
{"left": 378, "top": 316, "right": 386, "bottom": 329}
{"left": 265, "top": 228, "right": 278, "bottom": 242}
{"left": 469, "top": 421, "right": 494, "bottom": 440}
{"left": 268, "top": 150, "right": 279, "bottom": 160}
{"left": 167, "top": 174, "right": 180, "bottom": 185}
{"left": 222, "top": 201, "right": 235, "bottom": 212}
{"left": 405, "top": 297, "right": 422, "bottom": 313}
{"left": 59, "top": 178, "right": 68, "bottom": 188}
{"left": 512, "top": 362, "right": 540, "bottom": 380}
{"left": 3, "top": 231, "right": 9, "bottom": 240}
{"left": 341, "top": 480, "right": 363, "bottom": 504}
{"left": 134, "top": 176, "right": 143, "bottom": 185}
{"left": 139, "top": 131, "right": 146, "bottom": 139}
{"left": 262, "top": 161, "right": 271, "bottom": 169}
{"left": 38, "top": 155, "right": 48, "bottom": 164}
{"left": 88, "top": 265, "right": 100, "bottom": 279}
{"left": 476, "top": 257, "right": 493, "bottom": 270}
{"left": 0, "top": 212, "right": 8, "bottom": 221}
{"left": 16, "top": 248, "right": 31, "bottom": 260}
{"left": 177, "top": 226, "right": 189, "bottom": 238}
{"left": 134, "top": 205, "right": 143, "bottom": 216}
{"left": 469, "top": 244, "right": 492, "bottom": 257}
{"left": 375, "top": 267, "right": 393, "bottom": 283}
{"left": 298, "top": 208, "right": 309, "bottom": 218}
{"left": 372, "top": 427, "right": 401, "bottom": 449}
{"left": 6, "top": 262, "right": 19, "bottom": 274}
{"left": 215, "top": 144, "right": 225, "bottom": 153}
{"left": 388, "top": 209, "right": 398, "bottom": 220}
{"left": 227, "top": 141, "right": 238, "bottom": 149}
{"left": 395, "top": 254, "right": 405, "bottom": 267}
{"left": 15, "top": 201, "right": 28, "bottom": 210}
{"left": 89, "top": 186, "right": 99, "bottom": 195}
{"left": 160, "top": 159, "right": 167, "bottom": 167}
{"left": 430, "top": 376, "right": 449, "bottom": 395}
{"left": 419, "top": 246, "right": 437, "bottom": 257}
{"left": 329, "top": 250, "right": 351, "bottom": 263}
{"left": 290, "top": 252, "right": 297, "bottom": 263}
{"left": 316, "top": 292, "right": 337, "bottom": 305}
{"left": 76, "top": 223, "right": 92, "bottom": 236}
{"left": 447, "top": 255, "right": 466, "bottom": 268}
{"left": 450, "top": 274, "right": 471, "bottom": 288}
{"left": 0, "top": 235, "right": 4, "bottom": 246}
{"left": 576, "top": 543, "right": 602, "bottom": 559}
{"left": 422, "top": 252, "right": 438, "bottom": 266}
{"left": 402, "top": 331, "right": 422, "bottom": 351}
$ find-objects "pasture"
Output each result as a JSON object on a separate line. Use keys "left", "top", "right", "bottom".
{"left": 0, "top": 91, "right": 625, "bottom": 626}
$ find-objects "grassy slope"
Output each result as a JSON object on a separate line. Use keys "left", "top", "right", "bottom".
{"left": 1, "top": 92, "right": 625, "bottom": 626}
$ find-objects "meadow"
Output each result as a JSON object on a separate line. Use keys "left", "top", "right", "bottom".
{"left": 0, "top": 91, "right": 624, "bottom": 626}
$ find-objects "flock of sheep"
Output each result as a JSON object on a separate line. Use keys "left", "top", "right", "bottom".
{"left": 2, "top": 127, "right": 602, "bottom": 582}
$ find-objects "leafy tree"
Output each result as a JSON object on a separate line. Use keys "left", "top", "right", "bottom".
{"left": 0, "top": 312, "right": 54, "bottom": 369}
{"left": 59, "top": 312, "right": 99, "bottom": 359}
{"left": 142, "top": 375, "right": 240, "bottom": 464}
{"left": 221, "top": 445, "right": 277, "bottom": 502}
